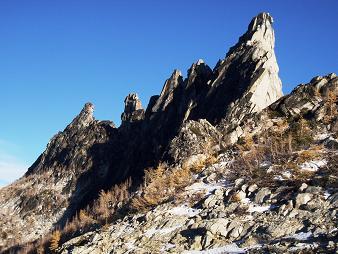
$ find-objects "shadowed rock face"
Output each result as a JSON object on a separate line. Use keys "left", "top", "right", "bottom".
{"left": 24, "top": 103, "right": 121, "bottom": 225}
{"left": 0, "top": 12, "right": 286, "bottom": 250}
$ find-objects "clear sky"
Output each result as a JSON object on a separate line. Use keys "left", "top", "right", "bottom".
{"left": 0, "top": 0, "right": 337, "bottom": 186}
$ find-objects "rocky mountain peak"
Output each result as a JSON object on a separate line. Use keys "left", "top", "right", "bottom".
{"left": 67, "top": 102, "right": 95, "bottom": 130}
{"left": 121, "top": 93, "right": 145, "bottom": 123}
{"left": 246, "top": 12, "right": 274, "bottom": 49}
{"left": 186, "top": 59, "right": 213, "bottom": 87}
{"left": 196, "top": 59, "right": 205, "bottom": 65}
{"left": 228, "top": 12, "right": 275, "bottom": 56}
{"left": 194, "top": 12, "right": 282, "bottom": 131}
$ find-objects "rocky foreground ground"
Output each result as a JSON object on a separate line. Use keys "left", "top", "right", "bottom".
{"left": 57, "top": 129, "right": 338, "bottom": 253}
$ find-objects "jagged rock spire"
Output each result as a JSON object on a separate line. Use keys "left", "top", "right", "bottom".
{"left": 244, "top": 12, "right": 283, "bottom": 111}
{"left": 228, "top": 12, "right": 275, "bottom": 55}
{"left": 121, "top": 93, "right": 145, "bottom": 123}
{"left": 208, "top": 12, "right": 283, "bottom": 130}
{"left": 151, "top": 69, "right": 184, "bottom": 113}
{"left": 186, "top": 59, "right": 213, "bottom": 89}
{"left": 67, "top": 102, "right": 95, "bottom": 129}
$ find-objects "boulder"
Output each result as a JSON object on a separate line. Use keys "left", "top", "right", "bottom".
{"left": 206, "top": 218, "right": 230, "bottom": 237}
{"left": 254, "top": 188, "right": 271, "bottom": 204}
{"left": 295, "top": 193, "right": 313, "bottom": 208}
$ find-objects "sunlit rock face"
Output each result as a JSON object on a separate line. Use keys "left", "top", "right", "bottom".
{"left": 224, "top": 12, "right": 283, "bottom": 118}
{"left": 203, "top": 12, "right": 282, "bottom": 132}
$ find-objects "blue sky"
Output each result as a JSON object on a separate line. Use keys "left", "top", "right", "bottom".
{"left": 0, "top": 0, "right": 337, "bottom": 186}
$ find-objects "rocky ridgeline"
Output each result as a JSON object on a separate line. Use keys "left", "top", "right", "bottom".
{"left": 0, "top": 12, "right": 337, "bottom": 253}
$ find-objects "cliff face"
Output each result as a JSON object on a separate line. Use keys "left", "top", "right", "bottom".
{"left": 3, "top": 12, "right": 336, "bottom": 253}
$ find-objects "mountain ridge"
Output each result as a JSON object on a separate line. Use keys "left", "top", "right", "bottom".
{"left": 1, "top": 12, "right": 337, "bottom": 254}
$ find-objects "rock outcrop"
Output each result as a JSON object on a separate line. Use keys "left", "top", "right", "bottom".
{"left": 121, "top": 93, "right": 145, "bottom": 124}
{"left": 229, "top": 73, "right": 338, "bottom": 145}
{"left": 271, "top": 73, "right": 338, "bottom": 119}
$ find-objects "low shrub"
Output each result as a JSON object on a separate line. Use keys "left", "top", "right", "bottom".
{"left": 131, "top": 154, "right": 217, "bottom": 212}
{"left": 49, "top": 230, "right": 61, "bottom": 252}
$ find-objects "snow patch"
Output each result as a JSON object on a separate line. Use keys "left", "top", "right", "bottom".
{"left": 260, "top": 161, "right": 272, "bottom": 168}
{"left": 273, "top": 175, "right": 284, "bottom": 181}
{"left": 248, "top": 204, "right": 271, "bottom": 213}
{"left": 299, "top": 160, "right": 327, "bottom": 172}
{"left": 184, "top": 243, "right": 245, "bottom": 254}
{"left": 241, "top": 198, "right": 250, "bottom": 204}
{"left": 274, "top": 171, "right": 292, "bottom": 181}
{"left": 266, "top": 166, "right": 274, "bottom": 173}
{"left": 161, "top": 243, "right": 176, "bottom": 252}
{"left": 324, "top": 191, "right": 331, "bottom": 200}
{"left": 289, "top": 242, "right": 319, "bottom": 251}
{"left": 168, "top": 205, "right": 200, "bottom": 217}
{"left": 288, "top": 231, "right": 312, "bottom": 240}
{"left": 282, "top": 171, "right": 292, "bottom": 178}
{"left": 185, "top": 181, "right": 228, "bottom": 195}
{"left": 145, "top": 226, "right": 180, "bottom": 238}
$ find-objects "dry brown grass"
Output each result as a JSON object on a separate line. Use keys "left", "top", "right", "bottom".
{"left": 131, "top": 155, "right": 217, "bottom": 212}
{"left": 182, "top": 155, "right": 218, "bottom": 174}
{"left": 15, "top": 154, "right": 217, "bottom": 253}
{"left": 236, "top": 135, "right": 255, "bottom": 151}
{"left": 229, "top": 107, "right": 338, "bottom": 192}
{"left": 92, "top": 179, "right": 131, "bottom": 224}
{"left": 296, "top": 146, "right": 322, "bottom": 164}
{"left": 130, "top": 163, "right": 192, "bottom": 211}
{"left": 49, "top": 230, "right": 61, "bottom": 252}
{"left": 230, "top": 119, "right": 321, "bottom": 188}
{"left": 323, "top": 90, "right": 338, "bottom": 124}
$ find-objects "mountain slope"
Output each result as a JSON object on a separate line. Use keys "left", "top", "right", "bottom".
{"left": 56, "top": 73, "right": 338, "bottom": 254}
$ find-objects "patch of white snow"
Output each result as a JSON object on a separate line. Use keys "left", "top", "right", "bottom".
{"left": 324, "top": 191, "right": 331, "bottom": 200}
{"left": 241, "top": 198, "right": 250, "bottom": 204}
{"left": 260, "top": 161, "right": 272, "bottom": 167}
{"left": 288, "top": 231, "right": 312, "bottom": 240}
{"left": 161, "top": 243, "right": 176, "bottom": 252}
{"left": 168, "top": 205, "right": 200, "bottom": 217}
{"left": 314, "top": 133, "right": 332, "bottom": 141}
{"left": 248, "top": 204, "right": 271, "bottom": 213}
{"left": 282, "top": 171, "right": 292, "bottom": 178}
{"left": 184, "top": 243, "right": 246, "bottom": 254}
{"left": 185, "top": 181, "right": 228, "bottom": 195}
{"left": 289, "top": 242, "right": 319, "bottom": 251}
{"left": 145, "top": 226, "right": 180, "bottom": 238}
{"left": 299, "top": 160, "right": 327, "bottom": 172}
